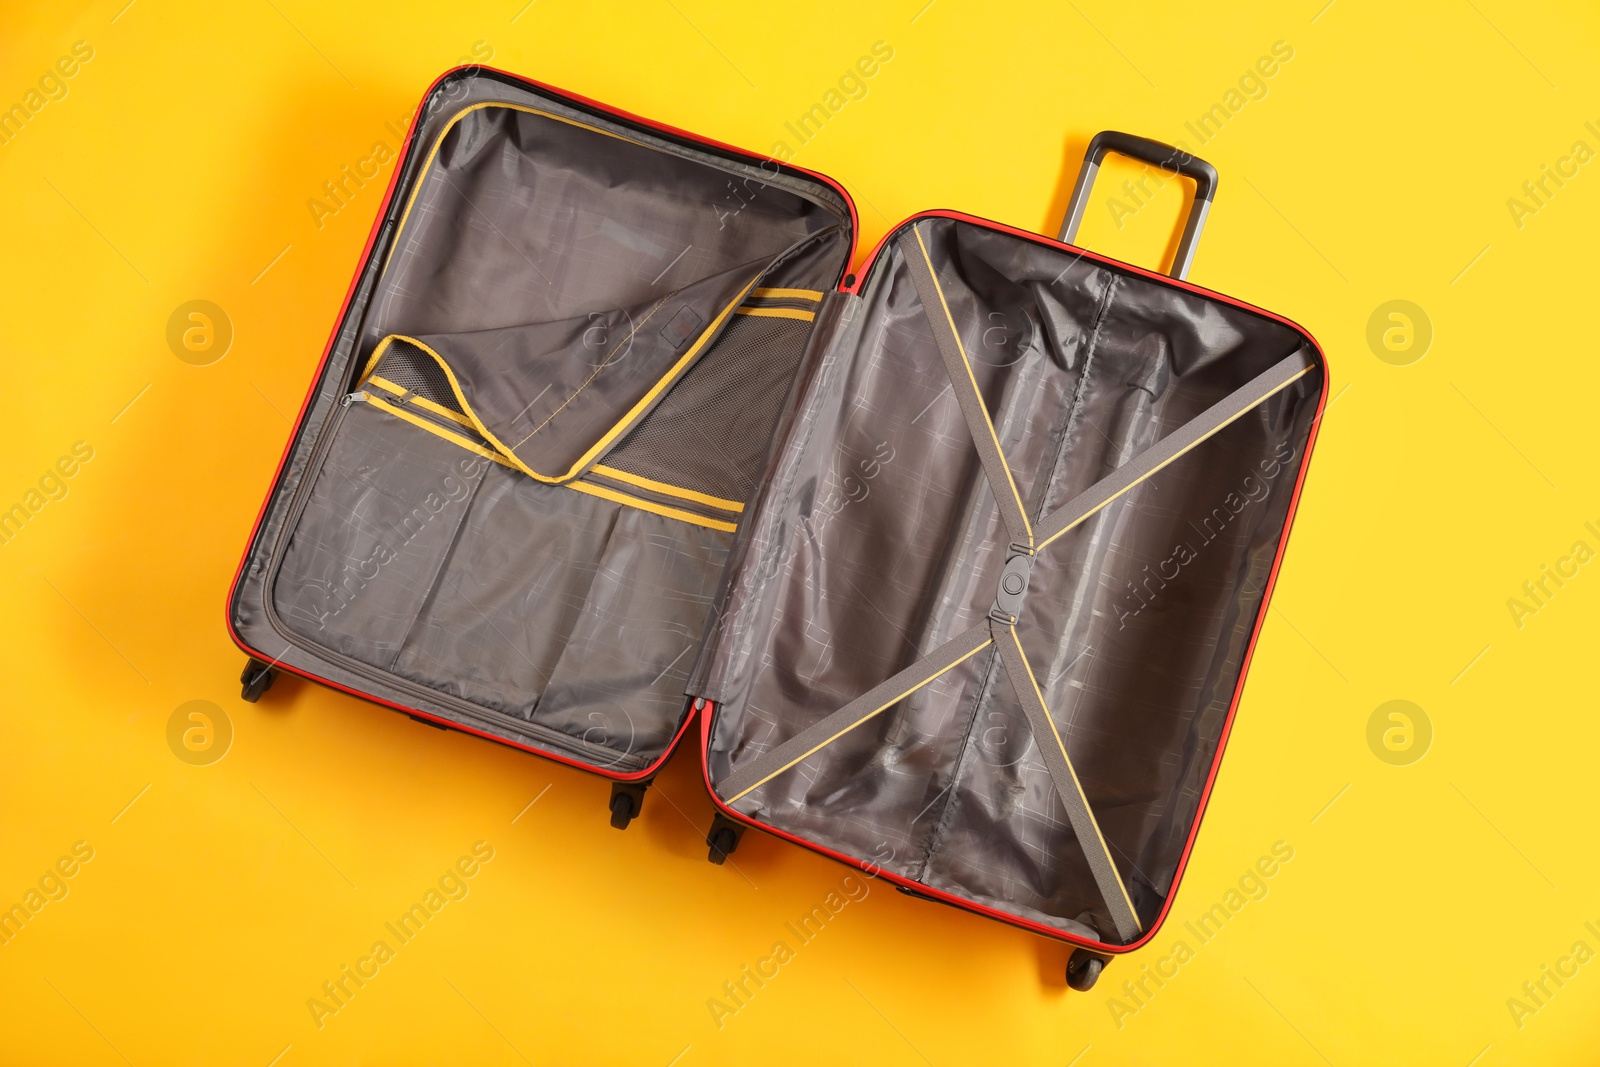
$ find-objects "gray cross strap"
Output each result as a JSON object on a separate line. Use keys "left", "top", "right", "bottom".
{"left": 899, "top": 225, "right": 1035, "bottom": 549}
{"left": 1034, "top": 348, "right": 1315, "bottom": 550}
{"left": 992, "top": 622, "right": 1142, "bottom": 942}
{"left": 719, "top": 622, "right": 994, "bottom": 804}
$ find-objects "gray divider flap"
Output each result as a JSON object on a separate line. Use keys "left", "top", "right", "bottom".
{"left": 359, "top": 99, "right": 847, "bottom": 484}
{"left": 400, "top": 251, "right": 782, "bottom": 484}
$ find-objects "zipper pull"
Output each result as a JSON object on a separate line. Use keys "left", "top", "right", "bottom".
{"left": 340, "top": 390, "right": 369, "bottom": 407}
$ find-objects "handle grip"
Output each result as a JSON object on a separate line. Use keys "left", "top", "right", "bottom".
{"left": 1057, "top": 130, "right": 1218, "bottom": 281}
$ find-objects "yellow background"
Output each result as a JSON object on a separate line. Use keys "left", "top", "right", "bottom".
{"left": 3, "top": 1, "right": 1597, "bottom": 1063}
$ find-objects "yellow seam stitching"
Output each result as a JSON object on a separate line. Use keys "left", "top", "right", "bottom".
{"left": 376, "top": 103, "right": 792, "bottom": 484}
{"left": 368, "top": 376, "right": 477, "bottom": 429}
{"left": 407, "top": 392, "right": 476, "bottom": 428}
{"left": 913, "top": 224, "right": 1034, "bottom": 546}
{"left": 356, "top": 395, "right": 737, "bottom": 533}
{"left": 561, "top": 274, "right": 762, "bottom": 477}
{"left": 381, "top": 334, "right": 556, "bottom": 482}
{"left": 726, "top": 637, "right": 994, "bottom": 803}
{"left": 590, "top": 464, "right": 744, "bottom": 513}
{"left": 376, "top": 315, "right": 756, "bottom": 485}
{"left": 385, "top": 101, "right": 645, "bottom": 271}
{"left": 566, "top": 480, "right": 737, "bottom": 533}
{"left": 363, "top": 395, "right": 738, "bottom": 533}
{"left": 1007, "top": 626, "right": 1141, "bottom": 930}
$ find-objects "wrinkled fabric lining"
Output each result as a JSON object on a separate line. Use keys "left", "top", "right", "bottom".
{"left": 246, "top": 77, "right": 851, "bottom": 768}
{"left": 699, "top": 216, "right": 1323, "bottom": 939}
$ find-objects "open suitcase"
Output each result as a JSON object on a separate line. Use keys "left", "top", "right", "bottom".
{"left": 228, "top": 65, "right": 1326, "bottom": 987}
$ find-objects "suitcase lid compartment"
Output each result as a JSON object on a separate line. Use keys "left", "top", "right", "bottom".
{"left": 696, "top": 213, "right": 1326, "bottom": 945}
{"left": 232, "top": 69, "right": 853, "bottom": 773}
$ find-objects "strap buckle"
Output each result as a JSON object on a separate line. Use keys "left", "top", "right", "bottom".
{"left": 990, "top": 545, "right": 1036, "bottom": 625}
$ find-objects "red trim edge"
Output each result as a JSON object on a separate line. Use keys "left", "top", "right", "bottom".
{"left": 712, "top": 207, "right": 1331, "bottom": 954}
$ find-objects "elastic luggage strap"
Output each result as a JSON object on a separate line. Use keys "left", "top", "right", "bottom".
{"left": 901, "top": 226, "right": 1035, "bottom": 549}
{"left": 720, "top": 622, "right": 994, "bottom": 803}
{"left": 1032, "top": 352, "right": 1314, "bottom": 550}
{"left": 992, "top": 622, "right": 1141, "bottom": 939}
{"left": 717, "top": 221, "right": 1314, "bottom": 941}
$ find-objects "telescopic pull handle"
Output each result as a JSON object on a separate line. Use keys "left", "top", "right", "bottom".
{"left": 1057, "top": 130, "right": 1219, "bottom": 281}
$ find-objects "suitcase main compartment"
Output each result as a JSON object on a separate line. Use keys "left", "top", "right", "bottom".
{"left": 228, "top": 67, "right": 855, "bottom": 777}
{"left": 694, "top": 212, "right": 1326, "bottom": 950}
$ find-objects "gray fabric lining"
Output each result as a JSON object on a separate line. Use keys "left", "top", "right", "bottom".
{"left": 717, "top": 622, "right": 993, "bottom": 801}
{"left": 699, "top": 216, "right": 1324, "bottom": 939}
{"left": 1034, "top": 351, "right": 1315, "bottom": 549}
{"left": 234, "top": 71, "right": 852, "bottom": 769}
{"left": 708, "top": 338, "right": 1309, "bottom": 940}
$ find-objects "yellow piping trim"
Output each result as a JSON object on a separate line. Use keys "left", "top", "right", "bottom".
{"left": 1036, "top": 363, "right": 1315, "bottom": 552}
{"left": 364, "top": 395, "right": 516, "bottom": 469}
{"left": 590, "top": 465, "right": 744, "bottom": 513}
{"left": 386, "top": 101, "right": 644, "bottom": 271}
{"left": 913, "top": 224, "right": 1033, "bottom": 547}
{"left": 365, "top": 334, "right": 552, "bottom": 481}
{"left": 726, "top": 637, "right": 994, "bottom": 804}
{"left": 357, "top": 344, "right": 388, "bottom": 384}
{"left": 376, "top": 103, "right": 803, "bottom": 484}
{"left": 368, "top": 376, "right": 476, "bottom": 428}
{"left": 751, "top": 287, "right": 823, "bottom": 301}
{"left": 567, "top": 480, "right": 737, "bottom": 533}
{"left": 360, "top": 393, "right": 736, "bottom": 532}
{"left": 1006, "top": 625, "right": 1140, "bottom": 931}
{"left": 404, "top": 392, "right": 476, "bottom": 429}
{"left": 735, "top": 307, "right": 815, "bottom": 322}
{"left": 366, "top": 272, "right": 757, "bottom": 487}
{"left": 554, "top": 274, "right": 762, "bottom": 478}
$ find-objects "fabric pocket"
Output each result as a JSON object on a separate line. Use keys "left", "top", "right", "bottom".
{"left": 271, "top": 401, "right": 490, "bottom": 669}
{"left": 389, "top": 474, "right": 731, "bottom": 764}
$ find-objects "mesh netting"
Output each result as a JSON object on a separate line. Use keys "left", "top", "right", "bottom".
{"left": 373, "top": 340, "right": 462, "bottom": 413}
